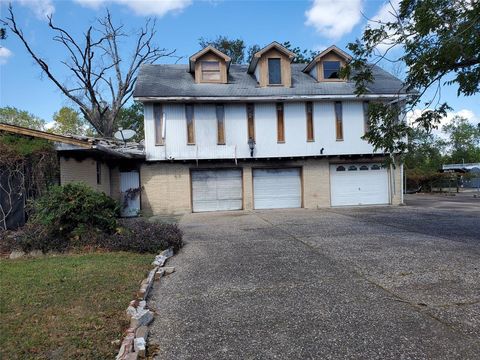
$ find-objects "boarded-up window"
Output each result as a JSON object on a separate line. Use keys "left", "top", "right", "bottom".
{"left": 216, "top": 104, "right": 225, "bottom": 145}
{"left": 185, "top": 104, "right": 195, "bottom": 144}
{"left": 96, "top": 161, "right": 101, "bottom": 185}
{"left": 363, "top": 101, "right": 370, "bottom": 134}
{"left": 154, "top": 104, "right": 164, "bottom": 145}
{"left": 246, "top": 103, "right": 255, "bottom": 141}
{"left": 268, "top": 58, "right": 281, "bottom": 85}
{"left": 335, "top": 102, "right": 343, "bottom": 141}
{"left": 201, "top": 61, "right": 221, "bottom": 82}
{"left": 306, "top": 102, "right": 314, "bottom": 141}
{"left": 276, "top": 103, "right": 285, "bottom": 143}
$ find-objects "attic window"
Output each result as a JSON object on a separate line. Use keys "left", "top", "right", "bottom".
{"left": 268, "top": 58, "right": 281, "bottom": 85}
{"left": 323, "top": 61, "right": 341, "bottom": 79}
{"left": 201, "top": 60, "right": 221, "bottom": 82}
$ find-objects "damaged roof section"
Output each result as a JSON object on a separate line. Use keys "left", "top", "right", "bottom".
{"left": 0, "top": 123, "right": 145, "bottom": 159}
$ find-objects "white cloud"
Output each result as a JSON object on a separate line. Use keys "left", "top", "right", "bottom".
{"left": 15, "top": 0, "right": 55, "bottom": 19}
{"left": 74, "top": 0, "right": 193, "bottom": 17}
{"left": 305, "top": 0, "right": 363, "bottom": 39}
{"left": 368, "top": 0, "right": 401, "bottom": 53}
{"left": 0, "top": 47, "right": 13, "bottom": 65}
{"left": 408, "top": 108, "right": 479, "bottom": 137}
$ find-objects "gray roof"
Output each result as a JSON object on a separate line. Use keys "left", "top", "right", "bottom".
{"left": 134, "top": 63, "right": 407, "bottom": 99}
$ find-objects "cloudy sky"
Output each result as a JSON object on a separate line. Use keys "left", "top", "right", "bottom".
{"left": 0, "top": 0, "right": 478, "bottom": 129}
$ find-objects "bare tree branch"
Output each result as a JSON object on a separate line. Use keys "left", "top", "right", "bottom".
{"left": 2, "top": 4, "right": 175, "bottom": 137}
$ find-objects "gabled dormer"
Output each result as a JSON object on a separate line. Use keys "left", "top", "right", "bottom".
{"left": 189, "top": 45, "right": 231, "bottom": 84}
{"left": 247, "top": 41, "right": 295, "bottom": 88}
{"left": 303, "top": 45, "right": 352, "bottom": 82}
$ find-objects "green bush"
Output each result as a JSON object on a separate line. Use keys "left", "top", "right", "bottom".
{"left": 30, "top": 183, "right": 120, "bottom": 239}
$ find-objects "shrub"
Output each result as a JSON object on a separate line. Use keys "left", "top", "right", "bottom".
{"left": 104, "top": 220, "right": 183, "bottom": 254}
{"left": 30, "top": 183, "right": 120, "bottom": 238}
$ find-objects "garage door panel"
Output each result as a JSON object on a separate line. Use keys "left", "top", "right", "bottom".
{"left": 330, "top": 164, "right": 389, "bottom": 206}
{"left": 192, "top": 169, "right": 242, "bottom": 212}
{"left": 253, "top": 168, "right": 301, "bottom": 209}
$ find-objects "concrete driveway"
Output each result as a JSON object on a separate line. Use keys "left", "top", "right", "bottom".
{"left": 148, "top": 193, "right": 480, "bottom": 359}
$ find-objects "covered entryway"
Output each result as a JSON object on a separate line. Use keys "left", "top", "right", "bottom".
{"left": 330, "top": 163, "right": 389, "bottom": 206}
{"left": 253, "top": 168, "right": 302, "bottom": 209}
{"left": 191, "top": 169, "right": 243, "bottom": 212}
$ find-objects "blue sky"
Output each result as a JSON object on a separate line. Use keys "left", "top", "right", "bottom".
{"left": 1, "top": 0, "right": 478, "bottom": 129}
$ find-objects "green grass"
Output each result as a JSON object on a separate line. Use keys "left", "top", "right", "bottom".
{"left": 0, "top": 252, "right": 153, "bottom": 359}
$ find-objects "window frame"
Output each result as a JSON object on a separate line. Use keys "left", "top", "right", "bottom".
{"left": 276, "top": 103, "right": 285, "bottom": 143}
{"left": 246, "top": 103, "right": 255, "bottom": 141}
{"left": 200, "top": 60, "right": 221, "bottom": 82}
{"left": 323, "top": 60, "right": 341, "bottom": 79}
{"left": 185, "top": 104, "right": 195, "bottom": 145}
{"left": 306, "top": 102, "right": 314, "bottom": 142}
{"left": 216, "top": 104, "right": 225, "bottom": 145}
{"left": 335, "top": 101, "right": 343, "bottom": 141}
{"left": 153, "top": 103, "right": 164, "bottom": 146}
{"left": 267, "top": 58, "right": 282, "bottom": 85}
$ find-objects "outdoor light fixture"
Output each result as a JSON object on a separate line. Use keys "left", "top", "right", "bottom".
{"left": 248, "top": 137, "right": 255, "bottom": 157}
{"left": 320, "top": 147, "right": 324, "bottom": 155}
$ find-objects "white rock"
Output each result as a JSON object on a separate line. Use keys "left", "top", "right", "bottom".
{"left": 126, "top": 305, "right": 137, "bottom": 319}
{"left": 130, "top": 309, "right": 154, "bottom": 329}
{"left": 9, "top": 250, "right": 25, "bottom": 259}
{"left": 164, "top": 266, "right": 175, "bottom": 275}
{"left": 160, "top": 248, "right": 174, "bottom": 259}
{"left": 134, "top": 337, "right": 146, "bottom": 357}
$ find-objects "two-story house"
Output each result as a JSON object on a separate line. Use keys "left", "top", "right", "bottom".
{"left": 132, "top": 42, "right": 406, "bottom": 214}
{"left": 57, "top": 42, "right": 407, "bottom": 215}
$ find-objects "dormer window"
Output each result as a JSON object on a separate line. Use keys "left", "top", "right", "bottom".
{"left": 323, "top": 61, "right": 341, "bottom": 79}
{"left": 247, "top": 42, "right": 295, "bottom": 88}
{"left": 302, "top": 45, "right": 352, "bottom": 82}
{"left": 268, "top": 58, "right": 281, "bottom": 85}
{"left": 201, "top": 60, "right": 221, "bottom": 82}
{"left": 189, "top": 45, "right": 231, "bottom": 84}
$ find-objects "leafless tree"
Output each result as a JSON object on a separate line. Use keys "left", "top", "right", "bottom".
{"left": 2, "top": 5, "right": 176, "bottom": 137}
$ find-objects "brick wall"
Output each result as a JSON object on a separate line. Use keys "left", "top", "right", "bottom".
{"left": 59, "top": 157, "right": 111, "bottom": 195}
{"left": 140, "top": 159, "right": 333, "bottom": 214}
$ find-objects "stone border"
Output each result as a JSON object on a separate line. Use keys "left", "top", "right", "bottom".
{"left": 116, "top": 248, "right": 176, "bottom": 360}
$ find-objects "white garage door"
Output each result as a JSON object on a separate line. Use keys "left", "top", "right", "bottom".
{"left": 330, "top": 163, "right": 389, "bottom": 206}
{"left": 191, "top": 169, "right": 243, "bottom": 212}
{"left": 253, "top": 168, "right": 301, "bottom": 209}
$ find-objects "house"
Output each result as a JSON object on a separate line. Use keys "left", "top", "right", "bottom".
{"left": 33, "top": 42, "right": 407, "bottom": 216}
{"left": 132, "top": 42, "right": 407, "bottom": 213}
{"left": 0, "top": 123, "right": 145, "bottom": 222}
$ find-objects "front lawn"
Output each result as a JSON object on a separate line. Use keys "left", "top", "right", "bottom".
{"left": 0, "top": 252, "right": 153, "bottom": 359}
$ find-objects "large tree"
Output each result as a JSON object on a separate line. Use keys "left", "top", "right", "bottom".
{"left": 442, "top": 116, "right": 480, "bottom": 163}
{"left": 2, "top": 5, "right": 175, "bottom": 137}
{"left": 115, "top": 101, "right": 144, "bottom": 141}
{"left": 49, "top": 106, "right": 91, "bottom": 136}
{"left": 345, "top": 0, "right": 480, "bottom": 159}
{"left": 0, "top": 106, "right": 45, "bottom": 130}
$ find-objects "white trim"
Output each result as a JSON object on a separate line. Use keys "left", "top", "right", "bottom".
{"left": 135, "top": 94, "right": 409, "bottom": 103}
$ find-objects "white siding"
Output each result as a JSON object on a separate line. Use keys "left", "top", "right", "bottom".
{"left": 144, "top": 101, "right": 378, "bottom": 161}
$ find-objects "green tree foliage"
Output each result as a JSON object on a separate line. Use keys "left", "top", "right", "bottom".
{"left": 49, "top": 106, "right": 90, "bottom": 136}
{"left": 199, "top": 36, "right": 247, "bottom": 64}
{"left": 282, "top": 41, "right": 317, "bottom": 63}
{"left": 0, "top": 106, "right": 45, "bottom": 130}
{"left": 345, "top": 0, "right": 480, "bottom": 158}
{"left": 115, "top": 101, "right": 144, "bottom": 141}
{"left": 442, "top": 116, "right": 480, "bottom": 163}
{"left": 198, "top": 37, "right": 317, "bottom": 64}
{"left": 404, "top": 127, "right": 444, "bottom": 172}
